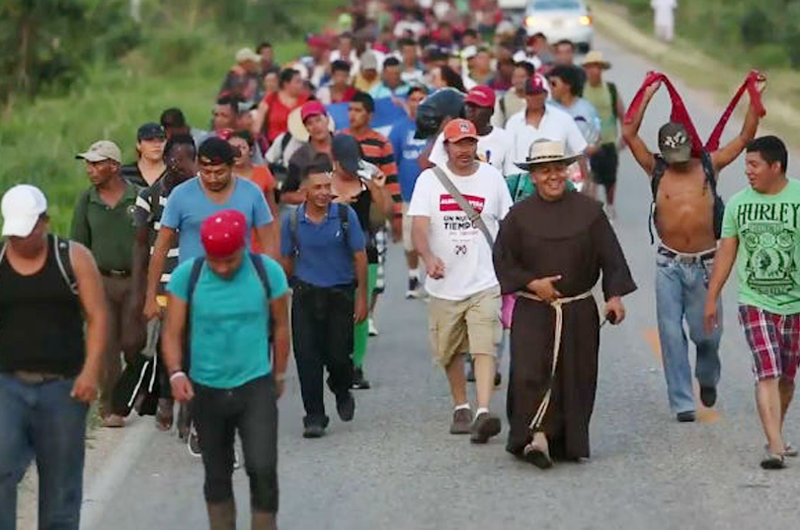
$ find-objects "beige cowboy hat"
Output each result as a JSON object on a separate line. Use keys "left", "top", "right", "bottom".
{"left": 581, "top": 50, "right": 611, "bottom": 69}
{"left": 514, "top": 139, "right": 583, "bottom": 171}
{"left": 286, "top": 105, "right": 336, "bottom": 143}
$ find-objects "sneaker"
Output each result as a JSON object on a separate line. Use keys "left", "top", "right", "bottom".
{"left": 187, "top": 426, "right": 202, "bottom": 457}
{"left": 102, "top": 414, "right": 125, "bottom": 428}
{"left": 368, "top": 318, "right": 379, "bottom": 337}
{"left": 406, "top": 277, "right": 422, "bottom": 299}
{"left": 352, "top": 367, "right": 371, "bottom": 390}
{"left": 760, "top": 452, "right": 786, "bottom": 470}
{"left": 336, "top": 391, "right": 356, "bottom": 422}
{"left": 302, "top": 424, "right": 326, "bottom": 439}
{"left": 677, "top": 411, "right": 696, "bottom": 423}
{"left": 700, "top": 386, "right": 717, "bottom": 407}
{"left": 450, "top": 408, "right": 473, "bottom": 435}
{"left": 470, "top": 412, "right": 502, "bottom": 444}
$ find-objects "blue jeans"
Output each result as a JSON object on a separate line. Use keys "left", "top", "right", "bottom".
{"left": 0, "top": 374, "right": 88, "bottom": 530}
{"left": 655, "top": 254, "right": 723, "bottom": 414}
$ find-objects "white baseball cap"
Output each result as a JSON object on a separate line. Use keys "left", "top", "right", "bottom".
{"left": 1, "top": 184, "right": 48, "bottom": 237}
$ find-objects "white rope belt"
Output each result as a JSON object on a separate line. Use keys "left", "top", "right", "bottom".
{"left": 515, "top": 289, "right": 593, "bottom": 431}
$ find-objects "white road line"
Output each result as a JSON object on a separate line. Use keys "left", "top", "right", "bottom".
{"left": 80, "top": 419, "right": 155, "bottom": 530}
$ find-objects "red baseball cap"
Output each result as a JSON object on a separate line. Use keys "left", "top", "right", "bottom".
{"left": 464, "top": 86, "right": 496, "bottom": 108}
{"left": 301, "top": 101, "right": 326, "bottom": 123}
{"left": 306, "top": 35, "right": 329, "bottom": 49}
{"left": 201, "top": 210, "right": 247, "bottom": 259}
{"left": 443, "top": 118, "right": 479, "bottom": 143}
{"left": 525, "top": 75, "right": 548, "bottom": 95}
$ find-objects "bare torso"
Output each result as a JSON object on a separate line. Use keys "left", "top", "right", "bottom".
{"left": 655, "top": 159, "right": 717, "bottom": 253}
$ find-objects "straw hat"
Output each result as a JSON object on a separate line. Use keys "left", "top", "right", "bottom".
{"left": 581, "top": 50, "right": 611, "bottom": 69}
{"left": 514, "top": 140, "right": 583, "bottom": 171}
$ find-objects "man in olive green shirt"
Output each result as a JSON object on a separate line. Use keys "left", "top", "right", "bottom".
{"left": 72, "top": 139, "right": 141, "bottom": 427}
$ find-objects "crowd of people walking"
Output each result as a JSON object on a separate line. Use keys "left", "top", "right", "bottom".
{"left": 1, "top": 1, "right": 796, "bottom": 529}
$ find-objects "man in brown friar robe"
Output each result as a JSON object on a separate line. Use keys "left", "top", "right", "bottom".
{"left": 493, "top": 139, "right": 637, "bottom": 468}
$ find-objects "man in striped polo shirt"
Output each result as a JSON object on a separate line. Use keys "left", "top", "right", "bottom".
{"left": 344, "top": 92, "right": 400, "bottom": 339}
{"left": 129, "top": 134, "right": 196, "bottom": 436}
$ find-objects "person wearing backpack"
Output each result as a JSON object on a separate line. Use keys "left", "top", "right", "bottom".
{"left": 582, "top": 52, "right": 626, "bottom": 218}
{"left": 623, "top": 76, "right": 766, "bottom": 422}
{"left": 162, "top": 209, "right": 289, "bottom": 530}
{"left": 279, "top": 158, "right": 368, "bottom": 438}
{"left": 0, "top": 184, "right": 108, "bottom": 530}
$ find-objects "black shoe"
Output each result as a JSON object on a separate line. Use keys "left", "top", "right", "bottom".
{"left": 677, "top": 411, "right": 696, "bottom": 423}
{"left": 336, "top": 391, "right": 355, "bottom": 422}
{"left": 700, "top": 386, "right": 717, "bottom": 407}
{"left": 303, "top": 424, "right": 326, "bottom": 438}
{"left": 494, "top": 372, "right": 502, "bottom": 387}
{"left": 470, "top": 412, "right": 502, "bottom": 444}
{"left": 352, "top": 367, "right": 371, "bottom": 390}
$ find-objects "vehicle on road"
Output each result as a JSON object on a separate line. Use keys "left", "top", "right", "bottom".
{"left": 523, "top": 0, "right": 593, "bottom": 53}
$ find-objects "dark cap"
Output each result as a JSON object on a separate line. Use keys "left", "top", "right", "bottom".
{"left": 137, "top": 122, "right": 167, "bottom": 141}
{"left": 198, "top": 137, "right": 235, "bottom": 166}
{"left": 658, "top": 122, "right": 692, "bottom": 164}
{"left": 332, "top": 134, "right": 362, "bottom": 175}
{"left": 525, "top": 75, "right": 548, "bottom": 95}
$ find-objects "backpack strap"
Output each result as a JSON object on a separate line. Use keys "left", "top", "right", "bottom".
{"left": 649, "top": 155, "right": 669, "bottom": 245}
{"left": 248, "top": 253, "right": 272, "bottom": 301}
{"left": 53, "top": 236, "right": 78, "bottom": 295}
{"left": 290, "top": 206, "right": 301, "bottom": 257}
{"left": 337, "top": 203, "right": 350, "bottom": 244}
{"left": 431, "top": 166, "right": 494, "bottom": 249}
{"left": 700, "top": 150, "right": 717, "bottom": 190}
{"left": 186, "top": 257, "right": 205, "bottom": 310}
{"left": 608, "top": 82, "right": 619, "bottom": 121}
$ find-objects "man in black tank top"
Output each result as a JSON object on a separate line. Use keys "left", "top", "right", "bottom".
{"left": 0, "top": 185, "right": 108, "bottom": 530}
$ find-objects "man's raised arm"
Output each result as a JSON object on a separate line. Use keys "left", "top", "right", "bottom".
{"left": 711, "top": 74, "right": 767, "bottom": 172}
{"left": 622, "top": 80, "right": 661, "bottom": 176}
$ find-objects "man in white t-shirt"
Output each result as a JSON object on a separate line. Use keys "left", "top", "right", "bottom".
{"left": 429, "top": 86, "right": 513, "bottom": 176}
{"left": 408, "top": 119, "right": 513, "bottom": 444}
{"left": 505, "top": 76, "right": 589, "bottom": 177}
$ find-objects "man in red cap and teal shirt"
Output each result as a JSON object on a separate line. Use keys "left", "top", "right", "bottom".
{"left": 162, "top": 209, "right": 289, "bottom": 530}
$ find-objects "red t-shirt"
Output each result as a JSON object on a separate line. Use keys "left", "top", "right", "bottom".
{"left": 263, "top": 92, "right": 310, "bottom": 144}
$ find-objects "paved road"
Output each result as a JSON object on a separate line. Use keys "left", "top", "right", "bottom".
{"left": 77, "top": 36, "right": 800, "bottom": 530}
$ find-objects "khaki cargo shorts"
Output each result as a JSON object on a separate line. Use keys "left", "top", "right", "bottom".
{"left": 402, "top": 203, "right": 415, "bottom": 253}
{"left": 428, "top": 286, "right": 502, "bottom": 368}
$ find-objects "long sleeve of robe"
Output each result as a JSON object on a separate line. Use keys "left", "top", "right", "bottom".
{"left": 493, "top": 191, "right": 637, "bottom": 460}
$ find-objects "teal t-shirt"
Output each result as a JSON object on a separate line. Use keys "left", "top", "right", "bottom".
{"left": 168, "top": 254, "right": 289, "bottom": 389}
{"left": 721, "top": 179, "right": 800, "bottom": 315}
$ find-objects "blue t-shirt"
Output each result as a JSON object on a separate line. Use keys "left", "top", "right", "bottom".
{"left": 551, "top": 98, "right": 602, "bottom": 145}
{"left": 161, "top": 177, "right": 273, "bottom": 262}
{"left": 389, "top": 115, "right": 427, "bottom": 202}
{"left": 280, "top": 203, "right": 365, "bottom": 287}
{"left": 168, "top": 254, "right": 288, "bottom": 389}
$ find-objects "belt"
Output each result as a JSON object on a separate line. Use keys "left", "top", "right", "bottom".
{"left": 12, "top": 371, "right": 67, "bottom": 384}
{"left": 516, "top": 290, "right": 593, "bottom": 431}
{"left": 657, "top": 245, "right": 716, "bottom": 264}
{"left": 100, "top": 268, "right": 131, "bottom": 278}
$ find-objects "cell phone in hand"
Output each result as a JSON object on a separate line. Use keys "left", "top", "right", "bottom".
{"left": 357, "top": 161, "right": 379, "bottom": 181}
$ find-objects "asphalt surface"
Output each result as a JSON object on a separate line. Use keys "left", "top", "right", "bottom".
{"left": 76, "top": 36, "right": 800, "bottom": 530}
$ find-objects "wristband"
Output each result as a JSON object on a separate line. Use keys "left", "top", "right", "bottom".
{"left": 169, "top": 371, "right": 187, "bottom": 382}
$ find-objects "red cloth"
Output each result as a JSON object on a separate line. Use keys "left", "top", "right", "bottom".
{"left": 262, "top": 91, "right": 310, "bottom": 144}
{"left": 624, "top": 71, "right": 766, "bottom": 156}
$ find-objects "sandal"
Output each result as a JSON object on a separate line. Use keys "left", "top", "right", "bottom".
{"left": 760, "top": 452, "right": 786, "bottom": 470}
{"left": 523, "top": 442, "right": 553, "bottom": 470}
{"left": 763, "top": 443, "right": 798, "bottom": 457}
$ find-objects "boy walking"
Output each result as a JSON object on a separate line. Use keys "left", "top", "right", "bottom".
{"left": 705, "top": 136, "right": 800, "bottom": 469}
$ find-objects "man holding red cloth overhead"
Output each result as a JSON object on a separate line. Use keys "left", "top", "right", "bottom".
{"left": 622, "top": 71, "right": 766, "bottom": 422}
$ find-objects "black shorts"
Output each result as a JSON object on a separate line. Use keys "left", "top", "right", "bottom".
{"left": 590, "top": 143, "right": 619, "bottom": 186}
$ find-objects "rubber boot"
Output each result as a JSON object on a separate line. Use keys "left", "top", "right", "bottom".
{"left": 206, "top": 500, "right": 236, "bottom": 530}
{"left": 251, "top": 511, "right": 277, "bottom": 530}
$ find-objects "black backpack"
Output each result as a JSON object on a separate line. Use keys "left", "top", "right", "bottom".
{"left": 649, "top": 150, "right": 725, "bottom": 244}
{"left": 288, "top": 203, "right": 350, "bottom": 258}
{"left": 0, "top": 235, "right": 77, "bottom": 294}
{"left": 183, "top": 253, "right": 274, "bottom": 371}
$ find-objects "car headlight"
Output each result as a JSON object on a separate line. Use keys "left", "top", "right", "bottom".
{"left": 525, "top": 16, "right": 538, "bottom": 27}
{"left": 579, "top": 15, "right": 592, "bottom": 26}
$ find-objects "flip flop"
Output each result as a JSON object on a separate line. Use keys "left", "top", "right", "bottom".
{"left": 760, "top": 452, "right": 786, "bottom": 470}
{"left": 523, "top": 442, "right": 553, "bottom": 470}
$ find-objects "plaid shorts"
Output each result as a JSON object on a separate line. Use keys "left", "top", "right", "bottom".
{"left": 738, "top": 305, "right": 800, "bottom": 382}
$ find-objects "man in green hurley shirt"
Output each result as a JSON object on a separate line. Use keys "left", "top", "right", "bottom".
{"left": 705, "top": 136, "right": 800, "bottom": 470}
{"left": 72, "top": 139, "right": 142, "bottom": 428}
